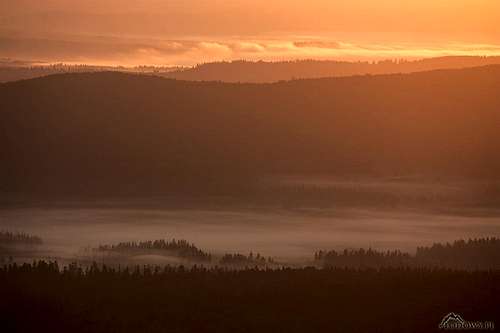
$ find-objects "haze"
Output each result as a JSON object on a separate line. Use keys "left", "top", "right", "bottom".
{"left": 1, "top": 0, "right": 500, "bottom": 65}
{"left": 2, "top": 1, "right": 500, "bottom": 331}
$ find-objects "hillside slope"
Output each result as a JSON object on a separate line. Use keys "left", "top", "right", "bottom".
{"left": 1, "top": 66, "right": 499, "bottom": 195}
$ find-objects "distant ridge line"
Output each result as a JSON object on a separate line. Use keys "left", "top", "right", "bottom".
{"left": 4, "top": 63, "right": 500, "bottom": 87}
{"left": 2, "top": 55, "right": 500, "bottom": 83}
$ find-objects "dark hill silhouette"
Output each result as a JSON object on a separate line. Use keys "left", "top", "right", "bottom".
{"left": 162, "top": 56, "right": 500, "bottom": 82}
{"left": 1, "top": 66, "right": 500, "bottom": 195}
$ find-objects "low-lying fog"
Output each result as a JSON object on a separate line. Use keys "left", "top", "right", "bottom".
{"left": 1, "top": 178, "right": 499, "bottom": 264}
{"left": 1, "top": 205, "right": 499, "bottom": 263}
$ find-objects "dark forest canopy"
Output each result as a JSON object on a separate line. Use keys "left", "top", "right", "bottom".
{"left": 1, "top": 261, "right": 499, "bottom": 333}
{"left": 1, "top": 65, "right": 500, "bottom": 195}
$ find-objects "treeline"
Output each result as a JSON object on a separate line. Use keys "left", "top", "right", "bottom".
{"left": 0, "top": 231, "right": 43, "bottom": 246}
{"left": 1, "top": 260, "right": 499, "bottom": 332}
{"left": 415, "top": 238, "right": 500, "bottom": 270}
{"left": 163, "top": 56, "right": 500, "bottom": 82}
{"left": 244, "top": 180, "right": 473, "bottom": 210}
{"left": 220, "top": 252, "right": 276, "bottom": 267}
{"left": 3, "top": 56, "right": 500, "bottom": 84}
{"left": 315, "top": 249, "right": 412, "bottom": 268}
{"left": 315, "top": 237, "right": 500, "bottom": 270}
{"left": 95, "top": 240, "right": 280, "bottom": 267}
{"left": 97, "top": 239, "right": 211, "bottom": 262}
{"left": 0, "top": 231, "right": 43, "bottom": 264}
{"left": 0, "top": 63, "right": 181, "bottom": 83}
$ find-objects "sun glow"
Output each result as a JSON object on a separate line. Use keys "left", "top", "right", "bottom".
{"left": 1, "top": 0, "right": 499, "bottom": 65}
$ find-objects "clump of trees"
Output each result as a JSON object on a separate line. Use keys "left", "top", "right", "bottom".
{"left": 315, "top": 248, "right": 412, "bottom": 269}
{"left": 219, "top": 252, "right": 275, "bottom": 267}
{"left": 315, "top": 237, "right": 500, "bottom": 270}
{"left": 415, "top": 237, "right": 500, "bottom": 270}
{"left": 0, "top": 231, "right": 43, "bottom": 246}
{"left": 97, "top": 239, "right": 212, "bottom": 262}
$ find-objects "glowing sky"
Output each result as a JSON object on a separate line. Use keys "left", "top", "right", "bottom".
{"left": 1, "top": 0, "right": 499, "bottom": 65}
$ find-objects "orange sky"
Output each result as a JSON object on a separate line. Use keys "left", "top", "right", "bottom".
{"left": 1, "top": 0, "right": 499, "bottom": 66}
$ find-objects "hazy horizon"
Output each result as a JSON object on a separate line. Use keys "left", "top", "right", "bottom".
{"left": 2, "top": 0, "right": 500, "bottom": 66}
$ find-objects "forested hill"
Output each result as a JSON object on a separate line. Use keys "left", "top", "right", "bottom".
{"left": 2, "top": 56, "right": 500, "bottom": 84}
{"left": 162, "top": 56, "right": 500, "bottom": 83}
{"left": 1, "top": 66, "right": 500, "bottom": 195}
